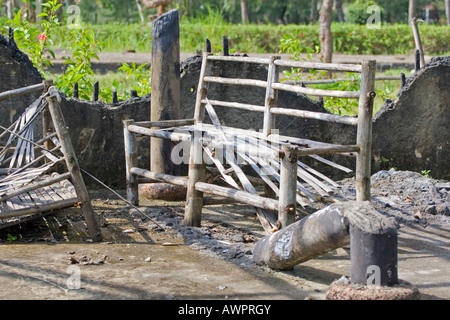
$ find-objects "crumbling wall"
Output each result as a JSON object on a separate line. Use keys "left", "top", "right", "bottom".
{"left": 372, "top": 56, "right": 450, "bottom": 179}
{"left": 0, "top": 34, "right": 43, "bottom": 126}
{"left": 1, "top": 35, "right": 448, "bottom": 187}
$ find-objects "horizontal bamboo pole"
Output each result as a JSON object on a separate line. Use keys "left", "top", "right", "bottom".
{"left": 274, "top": 59, "right": 362, "bottom": 73}
{"left": 296, "top": 144, "right": 360, "bottom": 157}
{"left": 201, "top": 99, "right": 265, "bottom": 113}
{"left": 203, "top": 76, "right": 268, "bottom": 88}
{"left": 195, "top": 181, "right": 279, "bottom": 212}
{"left": 0, "top": 82, "right": 45, "bottom": 102}
{"left": 0, "top": 172, "right": 72, "bottom": 202}
{"left": 134, "top": 118, "right": 195, "bottom": 128}
{"left": 272, "top": 82, "right": 360, "bottom": 99}
{"left": 285, "top": 76, "right": 401, "bottom": 85}
{"left": 127, "top": 124, "right": 191, "bottom": 142}
{"left": 206, "top": 55, "right": 270, "bottom": 65}
{"left": 0, "top": 198, "right": 79, "bottom": 219}
{"left": 130, "top": 167, "right": 188, "bottom": 187}
{"left": 270, "top": 107, "right": 358, "bottom": 126}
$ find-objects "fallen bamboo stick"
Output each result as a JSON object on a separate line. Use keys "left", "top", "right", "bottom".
{"left": 0, "top": 82, "right": 45, "bottom": 102}
{"left": 0, "top": 198, "right": 79, "bottom": 219}
{"left": 270, "top": 107, "right": 358, "bottom": 126}
{"left": 272, "top": 82, "right": 360, "bottom": 99}
{"left": 274, "top": 59, "right": 362, "bottom": 73}
{"left": 0, "top": 172, "right": 72, "bottom": 202}
{"left": 130, "top": 167, "right": 188, "bottom": 186}
{"left": 203, "top": 76, "right": 268, "bottom": 88}
{"left": 195, "top": 181, "right": 279, "bottom": 212}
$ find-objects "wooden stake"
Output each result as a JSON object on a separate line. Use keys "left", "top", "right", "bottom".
{"left": 123, "top": 120, "right": 139, "bottom": 206}
{"left": 278, "top": 145, "right": 298, "bottom": 228}
{"left": 150, "top": 9, "right": 181, "bottom": 175}
{"left": 356, "top": 61, "right": 376, "bottom": 202}
{"left": 46, "top": 87, "right": 102, "bottom": 241}
{"left": 184, "top": 131, "right": 206, "bottom": 227}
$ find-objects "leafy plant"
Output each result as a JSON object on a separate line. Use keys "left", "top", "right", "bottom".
{"left": 118, "top": 62, "right": 151, "bottom": 98}
{"left": 421, "top": 170, "right": 431, "bottom": 178}
{"left": 55, "top": 24, "right": 103, "bottom": 100}
{"left": 7, "top": 233, "right": 17, "bottom": 242}
{"left": 5, "top": 0, "right": 61, "bottom": 77}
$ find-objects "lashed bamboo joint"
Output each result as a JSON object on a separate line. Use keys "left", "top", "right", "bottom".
{"left": 123, "top": 48, "right": 376, "bottom": 234}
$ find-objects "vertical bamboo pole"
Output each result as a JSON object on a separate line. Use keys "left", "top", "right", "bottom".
{"left": 194, "top": 52, "right": 212, "bottom": 122}
{"left": 184, "top": 130, "right": 206, "bottom": 227}
{"left": 42, "top": 80, "right": 54, "bottom": 153}
{"left": 150, "top": 9, "right": 181, "bottom": 176}
{"left": 123, "top": 119, "right": 139, "bottom": 206}
{"left": 263, "top": 56, "right": 280, "bottom": 137}
{"left": 278, "top": 145, "right": 298, "bottom": 228}
{"left": 46, "top": 86, "right": 102, "bottom": 242}
{"left": 356, "top": 60, "right": 376, "bottom": 202}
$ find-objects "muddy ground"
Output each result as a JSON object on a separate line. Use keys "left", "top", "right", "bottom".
{"left": 0, "top": 169, "right": 448, "bottom": 300}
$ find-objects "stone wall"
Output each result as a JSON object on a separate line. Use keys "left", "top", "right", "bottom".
{"left": 1, "top": 33, "right": 448, "bottom": 188}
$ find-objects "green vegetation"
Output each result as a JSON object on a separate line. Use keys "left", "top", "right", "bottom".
{"left": 43, "top": 22, "right": 450, "bottom": 56}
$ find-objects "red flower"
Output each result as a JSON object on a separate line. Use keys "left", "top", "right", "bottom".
{"left": 37, "top": 34, "right": 48, "bottom": 43}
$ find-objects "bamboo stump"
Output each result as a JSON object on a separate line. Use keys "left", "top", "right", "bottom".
{"left": 145, "top": 9, "right": 185, "bottom": 200}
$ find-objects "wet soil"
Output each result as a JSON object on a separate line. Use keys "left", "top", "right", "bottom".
{"left": 0, "top": 170, "right": 448, "bottom": 300}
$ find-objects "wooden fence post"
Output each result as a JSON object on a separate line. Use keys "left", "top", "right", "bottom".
{"left": 184, "top": 130, "right": 206, "bottom": 227}
{"left": 123, "top": 119, "right": 139, "bottom": 206}
{"left": 46, "top": 86, "right": 102, "bottom": 242}
{"left": 150, "top": 9, "right": 181, "bottom": 176}
{"left": 278, "top": 145, "right": 297, "bottom": 228}
{"left": 356, "top": 60, "right": 376, "bottom": 202}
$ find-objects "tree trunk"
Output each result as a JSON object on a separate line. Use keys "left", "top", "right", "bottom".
{"left": 335, "top": 0, "right": 345, "bottom": 22}
{"left": 136, "top": 0, "right": 145, "bottom": 23}
{"left": 446, "top": 0, "right": 450, "bottom": 25}
{"left": 241, "top": 0, "right": 248, "bottom": 25}
{"left": 319, "top": 0, "right": 334, "bottom": 64}
{"left": 409, "top": 0, "right": 416, "bottom": 24}
{"left": 310, "top": 0, "right": 318, "bottom": 22}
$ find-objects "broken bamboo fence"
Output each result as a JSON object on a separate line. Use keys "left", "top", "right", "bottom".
{"left": 123, "top": 47, "right": 376, "bottom": 235}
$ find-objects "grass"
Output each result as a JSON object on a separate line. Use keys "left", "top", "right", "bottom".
{"left": 47, "top": 21, "right": 450, "bottom": 56}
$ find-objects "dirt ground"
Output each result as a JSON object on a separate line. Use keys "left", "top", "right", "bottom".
{"left": 0, "top": 169, "right": 448, "bottom": 300}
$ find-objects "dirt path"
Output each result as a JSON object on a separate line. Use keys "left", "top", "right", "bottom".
{"left": 0, "top": 170, "right": 449, "bottom": 300}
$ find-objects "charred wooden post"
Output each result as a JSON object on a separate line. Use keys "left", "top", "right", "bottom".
{"left": 184, "top": 130, "right": 206, "bottom": 227}
{"left": 355, "top": 60, "right": 376, "bottom": 202}
{"left": 73, "top": 82, "right": 79, "bottom": 99}
{"left": 326, "top": 203, "right": 419, "bottom": 300}
{"left": 93, "top": 81, "right": 99, "bottom": 101}
{"left": 415, "top": 48, "right": 421, "bottom": 71}
{"left": 278, "top": 145, "right": 297, "bottom": 228}
{"left": 222, "top": 36, "right": 229, "bottom": 56}
{"left": 46, "top": 86, "right": 102, "bottom": 242}
{"left": 112, "top": 88, "right": 118, "bottom": 104}
{"left": 150, "top": 9, "right": 181, "bottom": 176}
{"left": 205, "top": 38, "right": 211, "bottom": 53}
{"left": 350, "top": 223, "right": 398, "bottom": 286}
{"left": 123, "top": 119, "right": 139, "bottom": 206}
